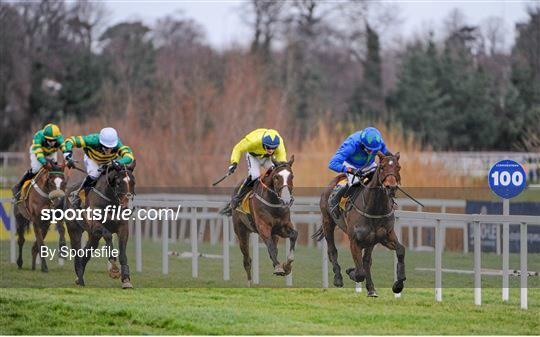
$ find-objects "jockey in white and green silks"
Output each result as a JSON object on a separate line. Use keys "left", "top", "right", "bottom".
{"left": 64, "top": 127, "right": 134, "bottom": 206}
{"left": 12, "top": 123, "right": 70, "bottom": 197}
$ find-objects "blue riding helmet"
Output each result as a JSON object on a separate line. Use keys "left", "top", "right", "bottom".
{"left": 359, "top": 127, "right": 383, "bottom": 152}
{"left": 262, "top": 134, "right": 280, "bottom": 149}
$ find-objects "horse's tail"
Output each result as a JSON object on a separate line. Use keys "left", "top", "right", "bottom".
{"left": 312, "top": 225, "right": 325, "bottom": 242}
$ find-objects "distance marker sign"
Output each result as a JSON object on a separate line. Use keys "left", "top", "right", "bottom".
{"left": 488, "top": 160, "right": 527, "bottom": 199}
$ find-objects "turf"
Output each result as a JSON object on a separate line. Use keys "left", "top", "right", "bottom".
{"left": 0, "top": 239, "right": 538, "bottom": 335}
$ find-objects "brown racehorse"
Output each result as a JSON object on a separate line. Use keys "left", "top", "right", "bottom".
{"left": 232, "top": 156, "right": 298, "bottom": 286}
{"left": 314, "top": 152, "right": 405, "bottom": 297}
{"left": 14, "top": 160, "right": 67, "bottom": 272}
{"left": 65, "top": 161, "right": 136, "bottom": 288}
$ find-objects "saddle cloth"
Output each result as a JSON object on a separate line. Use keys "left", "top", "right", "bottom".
{"left": 332, "top": 176, "right": 350, "bottom": 211}
{"left": 238, "top": 191, "right": 253, "bottom": 214}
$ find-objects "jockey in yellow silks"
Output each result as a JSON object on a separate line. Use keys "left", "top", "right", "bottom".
{"left": 227, "top": 128, "right": 287, "bottom": 209}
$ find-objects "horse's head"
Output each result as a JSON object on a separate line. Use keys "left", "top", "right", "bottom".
{"left": 106, "top": 160, "right": 136, "bottom": 208}
{"left": 42, "top": 160, "right": 66, "bottom": 201}
{"left": 376, "top": 152, "right": 401, "bottom": 195}
{"left": 267, "top": 155, "right": 295, "bottom": 205}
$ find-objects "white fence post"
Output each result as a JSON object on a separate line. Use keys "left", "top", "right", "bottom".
{"left": 135, "top": 213, "right": 142, "bottom": 272}
{"left": 502, "top": 198, "right": 510, "bottom": 301}
{"left": 322, "top": 239, "right": 329, "bottom": 288}
{"left": 416, "top": 205, "right": 423, "bottom": 248}
{"left": 474, "top": 221, "right": 481, "bottom": 306}
{"left": 144, "top": 216, "right": 150, "bottom": 239}
{"left": 170, "top": 219, "right": 177, "bottom": 244}
{"left": 251, "top": 233, "right": 260, "bottom": 285}
{"left": 152, "top": 218, "right": 159, "bottom": 242}
{"left": 190, "top": 207, "right": 198, "bottom": 278}
{"left": 435, "top": 219, "right": 443, "bottom": 302}
{"left": 285, "top": 238, "right": 292, "bottom": 287}
{"left": 10, "top": 201, "right": 16, "bottom": 264}
{"left": 463, "top": 223, "right": 469, "bottom": 254}
{"left": 222, "top": 217, "right": 230, "bottom": 281}
{"left": 520, "top": 222, "right": 528, "bottom": 310}
{"left": 162, "top": 218, "right": 169, "bottom": 275}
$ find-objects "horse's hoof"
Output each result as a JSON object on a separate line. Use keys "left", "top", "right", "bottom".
{"left": 41, "top": 266, "right": 48, "bottom": 273}
{"left": 282, "top": 261, "right": 293, "bottom": 275}
{"left": 75, "top": 279, "right": 85, "bottom": 287}
{"left": 274, "top": 265, "right": 286, "bottom": 276}
{"left": 246, "top": 280, "right": 252, "bottom": 288}
{"left": 392, "top": 280, "right": 405, "bottom": 294}
{"left": 333, "top": 275, "right": 344, "bottom": 288}
{"left": 346, "top": 268, "right": 365, "bottom": 283}
{"left": 367, "top": 291, "right": 378, "bottom": 297}
{"left": 122, "top": 281, "right": 134, "bottom": 289}
{"left": 108, "top": 266, "right": 121, "bottom": 279}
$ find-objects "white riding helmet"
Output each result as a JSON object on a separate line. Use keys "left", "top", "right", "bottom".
{"left": 99, "top": 127, "right": 118, "bottom": 148}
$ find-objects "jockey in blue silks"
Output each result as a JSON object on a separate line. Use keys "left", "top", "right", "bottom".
{"left": 327, "top": 127, "right": 391, "bottom": 218}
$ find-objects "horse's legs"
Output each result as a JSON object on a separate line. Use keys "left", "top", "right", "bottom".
{"left": 322, "top": 212, "right": 343, "bottom": 287}
{"left": 66, "top": 221, "right": 83, "bottom": 285}
{"left": 103, "top": 229, "right": 120, "bottom": 279}
{"left": 362, "top": 245, "right": 377, "bottom": 297}
{"left": 78, "top": 232, "right": 100, "bottom": 286}
{"left": 277, "top": 223, "right": 298, "bottom": 275}
{"left": 252, "top": 212, "right": 283, "bottom": 275}
{"left": 382, "top": 229, "right": 406, "bottom": 294}
{"left": 347, "top": 240, "right": 366, "bottom": 283}
{"left": 117, "top": 223, "right": 133, "bottom": 288}
{"left": 15, "top": 213, "right": 28, "bottom": 269}
{"left": 31, "top": 221, "right": 48, "bottom": 272}
{"left": 40, "top": 223, "right": 51, "bottom": 272}
{"left": 233, "top": 219, "right": 252, "bottom": 286}
{"left": 57, "top": 221, "right": 67, "bottom": 251}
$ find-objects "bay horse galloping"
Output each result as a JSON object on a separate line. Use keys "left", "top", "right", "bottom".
{"left": 65, "top": 161, "right": 136, "bottom": 288}
{"left": 231, "top": 156, "right": 298, "bottom": 286}
{"left": 14, "top": 160, "right": 67, "bottom": 272}
{"left": 315, "top": 152, "right": 405, "bottom": 297}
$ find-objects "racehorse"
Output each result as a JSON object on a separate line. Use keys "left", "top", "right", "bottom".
{"left": 65, "top": 161, "right": 136, "bottom": 288}
{"left": 231, "top": 156, "right": 298, "bottom": 286}
{"left": 14, "top": 160, "right": 67, "bottom": 272}
{"left": 314, "top": 152, "right": 406, "bottom": 297}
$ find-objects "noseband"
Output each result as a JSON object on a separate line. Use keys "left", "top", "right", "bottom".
{"left": 255, "top": 165, "right": 294, "bottom": 208}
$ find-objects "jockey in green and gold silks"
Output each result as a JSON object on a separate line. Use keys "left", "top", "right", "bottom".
{"left": 12, "top": 123, "right": 70, "bottom": 197}
{"left": 227, "top": 128, "right": 287, "bottom": 209}
{"left": 64, "top": 127, "right": 134, "bottom": 206}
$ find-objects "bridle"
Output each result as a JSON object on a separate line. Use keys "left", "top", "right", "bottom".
{"left": 92, "top": 165, "right": 135, "bottom": 204}
{"left": 30, "top": 165, "right": 66, "bottom": 200}
{"left": 349, "top": 155, "right": 401, "bottom": 218}
{"left": 254, "top": 164, "right": 294, "bottom": 208}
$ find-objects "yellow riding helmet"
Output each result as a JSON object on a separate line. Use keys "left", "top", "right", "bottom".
{"left": 43, "top": 123, "right": 62, "bottom": 140}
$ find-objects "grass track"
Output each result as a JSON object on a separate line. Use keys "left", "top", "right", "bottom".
{"left": 0, "top": 239, "right": 539, "bottom": 334}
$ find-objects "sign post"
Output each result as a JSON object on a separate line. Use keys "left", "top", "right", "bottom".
{"left": 488, "top": 160, "right": 527, "bottom": 303}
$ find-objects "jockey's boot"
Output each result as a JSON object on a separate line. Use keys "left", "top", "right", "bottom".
{"left": 12, "top": 169, "right": 36, "bottom": 199}
{"left": 71, "top": 176, "right": 97, "bottom": 208}
{"left": 230, "top": 177, "right": 255, "bottom": 210}
{"left": 330, "top": 184, "right": 349, "bottom": 219}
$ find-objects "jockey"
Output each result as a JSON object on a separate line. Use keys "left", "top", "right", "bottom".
{"left": 64, "top": 127, "right": 134, "bottom": 206}
{"left": 328, "top": 127, "right": 391, "bottom": 218}
{"left": 12, "top": 123, "right": 70, "bottom": 197}
{"left": 228, "top": 128, "right": 287, "bottom": 209}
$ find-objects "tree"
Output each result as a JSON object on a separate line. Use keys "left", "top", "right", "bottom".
{"left": 389, "top": 36, "right": 451, "bottom": 149}
{"left": 349, "top": 23, "right": 385, "bottom": 122}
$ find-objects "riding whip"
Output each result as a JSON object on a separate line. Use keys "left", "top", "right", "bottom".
{"left": 212, "top": 172, "right": 232, "bottom": 186}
